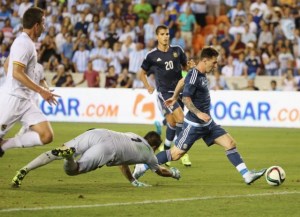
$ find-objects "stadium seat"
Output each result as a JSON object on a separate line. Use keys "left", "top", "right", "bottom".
{"left": 192, "top": 34, "right": 205, "bottom": 55}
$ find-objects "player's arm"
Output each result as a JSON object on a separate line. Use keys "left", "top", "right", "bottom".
{"left": 119, "top": 165, "right": 151, "bottom": 187}
{"left": 155, "top": 165, "right": 180, "bottom": 180}
{"left": 138, "top": 68, "right": 154, "bottom": 94}
{"left": 13, "top": 63, "right": 59, "bottom": 105}
{"left": 4, "top": 56, "right": 9, "bottom": 74}
{"left": 182, "top": 96, "right": 211, "bottom": 122}
{"left": 164, "top": 77, "right": 185, "bottom": 107}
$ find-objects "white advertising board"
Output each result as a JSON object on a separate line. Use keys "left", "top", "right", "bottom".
{"left": 40, "top": 88, "right": 300, "bottom": 128}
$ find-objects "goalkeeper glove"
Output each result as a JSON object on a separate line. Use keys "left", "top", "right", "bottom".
{"left": 170, "top": 167, "right": 181, "bottom": 180}
{"left": 131, "top": 180, "right": 152, "bottom": 187}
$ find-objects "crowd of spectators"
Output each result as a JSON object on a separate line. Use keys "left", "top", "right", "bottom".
{"left": 0, "top": 0, "right": 300, "bottom": 91}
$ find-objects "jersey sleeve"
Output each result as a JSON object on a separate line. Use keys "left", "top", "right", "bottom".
{"left": 178, "top": 47, "right": 187, "bottom": 68}
{"left": 141, "top": 54, "right": 152, "bottom": 72}
{"left": 182, "top": 72, "right": 197, "bottom": 97}
{"left": 11, "top": 39, "right": 32, "bottom": 67}
{"left": 145, "top": 155, "right": 160, "bottom": 172}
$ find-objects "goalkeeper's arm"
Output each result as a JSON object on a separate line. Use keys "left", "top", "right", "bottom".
{"left": 119, "top": 165, "right": 151, "bottom": 187}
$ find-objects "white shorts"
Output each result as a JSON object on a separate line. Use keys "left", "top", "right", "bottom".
{"left": 0, "top": 93, "right": 47, "bottom": 138}
{"left": 64, "top": 131, "right": 115, "bottom": 173}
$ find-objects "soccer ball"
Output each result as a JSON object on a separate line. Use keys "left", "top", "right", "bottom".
{"left": 265, "top": 166, "right": 286, "bottom": 186}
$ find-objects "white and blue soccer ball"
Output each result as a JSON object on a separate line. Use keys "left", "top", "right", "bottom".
{"left": 265, "top": 166, "right": 286, "bottom": 186}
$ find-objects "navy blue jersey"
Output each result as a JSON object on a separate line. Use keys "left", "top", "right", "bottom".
{"left": 141, "top": 45, "right": 187, "bottom": 93}
{"left": 183, "top": 68, "right": 211, "bottom": 124}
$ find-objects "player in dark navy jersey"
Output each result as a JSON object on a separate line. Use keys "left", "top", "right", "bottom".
{"left": 135, "top": 47, "right": 267, "bottom": 185}
{"left": 138, "top": 24, "right": 191, "bottom": 166}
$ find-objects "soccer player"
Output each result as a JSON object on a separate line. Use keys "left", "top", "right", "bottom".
{"left": 138, "top": 24, "right": 191, "bottom": 166}
{"left": 0, "top": 7, "right": 59, "bottom": 157}
{"left": 11, "top": 129, "right": 181, "bottom": 188}
{"left": 136, "top": 47, "right": 267, "bottom": 185}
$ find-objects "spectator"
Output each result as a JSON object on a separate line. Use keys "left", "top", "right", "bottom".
{"left": 123, "top": 4, "right": 138, "bottom": 24}
{"left": 0, "top": 4, "right": 11, "bottom": 30}
{"left": 105, "top": 65, "right": 118, "bottom": 88}
{"left": 99, "top": 11, "right": 111, "bottom": 32}
{"left": 18, "top": 0, "right": 33, "bottom": 18}
{"left": 70, "top": 5, "right": 81, "bottom": 26}
{"left": 209, "top": 70, "right": 228, "bottom": 90}
{"left": 242, "top": 78, "right": 260, "bottom": 91}
{"left": 108, "top": 42, "right": 124, "bottom": 75}
{"left": 117, "top": 68, "right": 133, "bottom": 88}
{"left": 51, "top": 64, "right": 74, "bottom": 87}
{"left": 270, "top": 80, "right": 280, "bottom": 91}
{"left": 177, "top": 7, "right": 196, "bottom": 49}
{"left": 106, "top": 22, "right": 119, "bottom": 49}
{"left": 278, "top": 46, "right": 294, "bottom": 75}
{"left": 229, "top": 18, "right": 245, "bottom": 38}
{"left": 257, "top": 23, "right": 273, "bottom": 49}
{"left": 242, "top": 24, "right": 257, "bottom": 45}
{"left": 128, "top": 42, "right": 145, "bottom": 81}
{"left": 76, "top": 61, "right": 100, "bottom": 87}
{"left": 227, "top": 1, "right": 246, "bottom": 24}
{"left": 150, "top": 5, "right": 165, "bottom": 27}
{"left": 282, "top": 69, "right": 297, "bottom": 91}
{"left": 89, "top": 39, "right": 109, "bottom": 74}
{"left": 39, "top": 34, "right": 57, "bottom": 67}
{"left": 229, "top": 33, "right": 246, "bottom": 59}
{"left": 133, "top": 0, "right": 153, "bottom": 22}
{"left": 61, "top": 33, "right": 74, "bottom": 62}
{"left": 221, "top": 55, "right": 234, "bottom": 77}
{"left": 74, "top": 13, "right": 89, "bottom": 35}
{"left": 262, "top": 43, "right": 279, "bottom": 76}
{"left": 233, "top": 52, "right": 247, "bottom": 76}
{"left": 245, "top": 49, "right": 261, "bottom": 78}
{"left": 171, "top": 30, "right": 186, "bottom": 50}
{"left": 72, "top": 43, "right": 90, "bottom": 73}
{"left": 143, "top": 16, "right": 156, "bottom": 45}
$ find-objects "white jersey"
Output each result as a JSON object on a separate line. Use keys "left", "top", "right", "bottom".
{"left": 3, "top": 32, "right": 37, "bottom": 99}
{"left": 64, "top": 129, "right": 160, "bottom": 173}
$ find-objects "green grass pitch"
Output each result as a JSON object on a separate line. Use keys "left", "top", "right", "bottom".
{"left": 0, "top": 122, "right": 300, "bottom": 217}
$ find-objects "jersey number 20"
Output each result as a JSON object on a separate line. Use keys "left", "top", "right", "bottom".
{"left": 165, "top": 61, "right": 174, "bottom": 70}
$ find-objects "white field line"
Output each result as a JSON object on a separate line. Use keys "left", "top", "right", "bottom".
{"left": 1, "top": 191, "right": 299, "bottom": 213}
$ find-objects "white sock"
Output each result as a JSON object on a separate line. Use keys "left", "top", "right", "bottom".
{"left": 2, "top": 131, "right": 42, "bottom": 151}
{"left": 25, "top": 150, "right": 61, "bottom": 172}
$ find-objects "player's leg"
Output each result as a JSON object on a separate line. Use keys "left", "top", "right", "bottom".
{"left": 212, "top": 129, "right": 266, "bottom": 185}
{"left": 11, "top": 148, "right": 65, "bottom": 187}
{"left": 157, "top": 122, "right": 197, "bottom": 164}
{"left": 1, "top": 104, "right": 53, "bottom": 152}
{"left": 173, "top": 106, "right": 192, "bottom": 166}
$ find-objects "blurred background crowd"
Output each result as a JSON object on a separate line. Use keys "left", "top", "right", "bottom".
{"left": 0, "top": 0, "right": 300, "bottom": 91}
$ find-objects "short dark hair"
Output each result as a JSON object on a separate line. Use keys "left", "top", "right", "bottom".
{"left": 155, "top": 25, "right": 168, "bottom": 35}
{"left": 199, "top": 47, "right": 219, "bottom": 60}
{"left": 144, "top": 131, "right": 162, "bottom": 149}
{"left": 23, "top": 7, "right": 44, "bottom": 29}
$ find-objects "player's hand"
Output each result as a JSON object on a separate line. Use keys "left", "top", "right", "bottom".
{"left": 164, "top": 97, "right": 176, "bottom": 108}
{"left": 39, "top": 88, "right": 60, "bottom": 106}
{"left": 197, "top": 112, "right": 211, "bottom": 123}
{"left": 147, "top": 86, "right": 155, "bottom": 94}
{"left": 170, "top": 167, "right": 181, "bottom": 180}
{"left": 131, "top": 180, "right": 152, "bottom": 187}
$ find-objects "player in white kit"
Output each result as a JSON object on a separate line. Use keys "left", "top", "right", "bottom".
{"left": 0, "top": 7, "right": 59, "bottom": 157}
{"left": 11, "top": 129, "right": 181, "bottom": 188}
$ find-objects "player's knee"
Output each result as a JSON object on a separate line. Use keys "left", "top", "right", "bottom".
{"left": 170, "top": 149, "right": 184, "bottom": 161}
{"left": 40, "top": 131, "right": 54, "bottom": 144}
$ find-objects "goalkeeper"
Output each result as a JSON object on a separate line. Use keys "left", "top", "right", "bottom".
{"left": 11, "top": 129, "right": 181, "bottom": 188}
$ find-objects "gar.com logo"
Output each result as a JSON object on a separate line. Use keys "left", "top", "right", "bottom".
{"left": 133, "top": 94, "right": 155, "bottom": 120}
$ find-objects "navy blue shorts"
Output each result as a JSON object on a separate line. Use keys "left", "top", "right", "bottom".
{"left": 175, "top": 119, "right": 227, "bottom": 151}
{"left": 157, "top": 91, "right": 184, "bottom": 116}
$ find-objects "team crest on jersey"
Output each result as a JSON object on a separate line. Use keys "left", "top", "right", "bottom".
{"left": 173, "top": 52, "right": 178, "bottom": 58}
{"left": 1, "top": 124, "right": 7, "bottom": 131}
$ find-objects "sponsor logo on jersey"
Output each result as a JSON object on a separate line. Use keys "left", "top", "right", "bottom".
{"left": 157, "top": 58, "right": 162, "bottom": 62}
